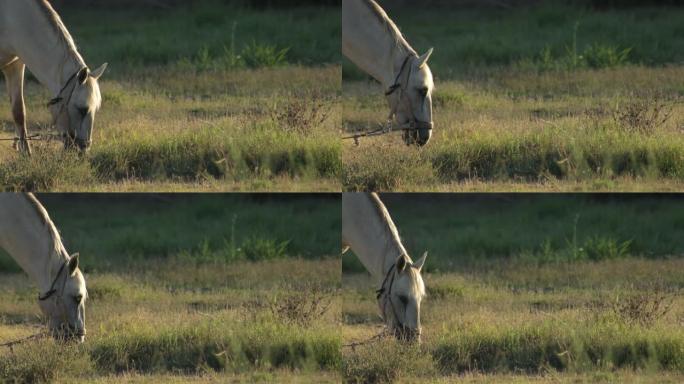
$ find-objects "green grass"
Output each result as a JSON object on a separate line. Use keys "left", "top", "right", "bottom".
{"left": 64, "top": 2, "right": 340, "bottom": 71}
{"left": 0, "top": 194, "right": 340, "bottom": 273}
{"left": 0, "top": 4, "right": 340, "bottom": 192}
{"left": 343, "top": 3, "right": 684, "bottom": 80}
{"left": 342, "top": 259, "right": 684, "bottom": 383}
{"left": 0, "top": 258, "right": 340, "bottom": 382}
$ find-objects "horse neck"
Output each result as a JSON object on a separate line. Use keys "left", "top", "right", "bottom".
{"left": 342, "top": 0, "right": 415, "bottom": 87}
{"left": 12, "top": 1, "right": 85, "bottom": 94}
{"left": 0, "top": 195, "right": 68, "bottom": 292}
{"left": 344, "top": 193, "right": 408, "bottom": 280}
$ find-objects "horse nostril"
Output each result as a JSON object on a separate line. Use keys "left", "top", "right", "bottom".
{"left": 404, "top": 129, "right": 432, "bottom": 146}
{"left": 75, "top": 139, "right": 91, "bottom": 152}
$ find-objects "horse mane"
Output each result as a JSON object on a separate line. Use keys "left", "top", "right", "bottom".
{"left": 361, "top": 0, "right": 416, "bottom": 55}
{"left": 368, "top": 193, "right": 424, "bottom": 296}
{"left": 34, "top": 0, "right": 86, "bottom": 66}
{"left": 368, "top": 193, "right": 409, "bottom": 260}
{"left": 24, "top": 194, "right": 67, "bottom": 260}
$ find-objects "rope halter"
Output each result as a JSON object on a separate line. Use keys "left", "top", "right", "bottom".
{"left": 47, "top": 67, "right": 88, "bottom": 148}
{"left": 375, "top": 257, "right": 421, "bottom": 341}
{"left": 384, "top": 55, "right": 434, "bottom": 133}
{"left": 38, "top": 261, "right": 67, "bottom": 302}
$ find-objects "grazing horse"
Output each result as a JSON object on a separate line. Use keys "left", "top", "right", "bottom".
{"left": 343, "top": 0, "right": 435, "bottom": 146}
{"left": 342, "top": 192, "right": 427, "bottom": 342}
{"left": 0, "top": 193, "right": 87, "bottom": 342}
{"left": 0, "top": 0, "right": 107, "bottom": 154}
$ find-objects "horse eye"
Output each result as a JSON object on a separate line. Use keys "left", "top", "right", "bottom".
{"left": 419, "top": 88, "right": 429, "bottom": 97}
{"left": 398, "top": 296, "right": 408, "bottom": 305}
{"left": 74, "top": 295, "right": 83, "bottom": 303}
{"left": 77, "top": 107, "right": 89, "bottom": 117}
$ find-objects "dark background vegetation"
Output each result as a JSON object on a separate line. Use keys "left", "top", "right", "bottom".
{"left": 379, "top": 0, "right": 681, "bottom": 8}
{"left": 343, "top": 194, "right": 684, "bottom": 272}
{"left": 51, "top": 0, "right": 339, "bottom": 9}
{"left": 0, "top": 194, "right": 341, "bottom": 273}
{"left": 53, "top": 0, "right": 341, "bottom": 70}
{"left": 343, "top": 0, "right": 684, "bottom": 79}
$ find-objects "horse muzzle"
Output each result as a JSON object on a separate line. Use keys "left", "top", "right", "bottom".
{"left": 403, "top": 122, "right": 433, "bottom": 146}
{"left": 53, "top": 324, "right": 86, "bottom": 343}
{"left": 64, "top": 135, "right": 91, "bottom": 152}
{"left": 394, "top": 326, "right": 422, "bottom": 343}
{"left": 68, "top": 329, "right": 86, "bottom": 344}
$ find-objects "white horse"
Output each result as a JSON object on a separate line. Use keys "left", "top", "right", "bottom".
{"left": 342, "top": 192, "right": 427, "bottom": 342}
{"left": 0, "top": 0, "right": 107, "bottom": 154}
{"left": 0, "top": 193, "right": 87, "bottom": 342}
{"left": 343, "top": 0, "right": 435, "bottom": 146}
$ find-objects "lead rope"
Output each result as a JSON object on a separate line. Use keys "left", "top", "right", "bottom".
{"left": 38, "top": 262, "right": 67, "bottom": 301}
{"left": 0, "top": 332, "right": 48, "bottom": 353}
{"left": 342, "top": 56, "right": 413, "bottom": 145}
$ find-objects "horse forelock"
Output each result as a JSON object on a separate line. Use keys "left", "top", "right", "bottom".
{"left": 405, "top": 266, "right": 425, "bottom": 297}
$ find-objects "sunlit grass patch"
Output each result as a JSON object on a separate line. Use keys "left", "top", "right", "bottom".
{"left": 90, "top": 320, "right": 339, "bottom": 374}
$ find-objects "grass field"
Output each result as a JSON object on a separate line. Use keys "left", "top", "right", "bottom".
{"left": 342, "top": 4, "right": 684, "bottom": 192}
{"left": 0, "top": 195, "right": 341, "bottom": 382}
{"left": 0, "top": 2, "right": 340, "bottom": 192}
{"left": 342, "top": 259, "right": 684, "bottom": 383}
{"left": 341, "top": 195, "right": 684, "bottom": 382}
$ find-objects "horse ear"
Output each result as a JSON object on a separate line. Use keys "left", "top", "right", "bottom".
{"left": 68, "top": 253, "right": 80, "bottom": 275}
{"left": 413, "top": 251, "right": 427, "bottom": 272}
{"left": 417, "top": 48, "right": 434, "bottom": 69}
{"left": 396, "top": 254, "right": 408, "bottom": 272}
{"left": 90, "top": 63, "right": 108, "bottom": 80}
{"left": 77, "top": 68, "right": 89, "bottom": 84}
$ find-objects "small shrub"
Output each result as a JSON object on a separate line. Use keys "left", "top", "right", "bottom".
{"left": 269, "top": 285, "right": 333, "bottom": 327}
{"left": 271, "top": 93, "right": 334, "bottom": 135}
{"left": 613, "top": 95, "right": 675, "bottom": 135}
{"left": 612, "top": 287, "right": 673, "bottom": 327}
